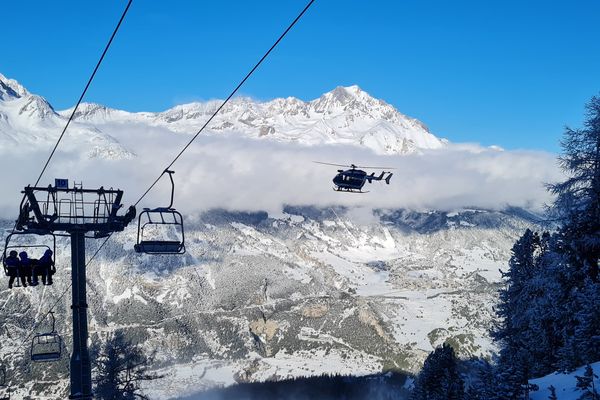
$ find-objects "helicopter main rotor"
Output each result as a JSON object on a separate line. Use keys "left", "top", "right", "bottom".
{"left": 313, "top": 161, "right": 396, "bottom": 170}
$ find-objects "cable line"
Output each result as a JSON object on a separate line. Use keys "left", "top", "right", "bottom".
{"left": 33, "top": 0, "right": 134, "bottom": 188}
{"left": 134, "top": 0, "right": 316, "bottom": 207}
{"left": 17, "top": 0, "right": 315, "bottom": 353}
{"left": 4, "top": 0, "right": 134, "bottom": 334}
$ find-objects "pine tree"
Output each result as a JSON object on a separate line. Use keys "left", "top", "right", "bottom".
{"left": 548, "top": 385, "right": 557, "bottom": 400}
{"left": 411, "top": 343, "right": 464, "bottom": 400}
{"left": 493, "top": 350, "right": 532, "bottom": 400}
{"left": 92, "top": 330, "right": 163, "bottom": 400}
{"left": 575, "top": 364, "right": 599, "bottom": 400}
{"left": 493, "top": 229, "right": 562, "bottom": 379}
{"left": 559, "top": 279, "right": 600, "bottom": 369}
{"left": 547, "top": 94, "right": 600, "bottom": 371}
{"left": 493, "top": 229, "right": 541, "bottom": 345}
{"left": 466, "top": 359, "right": 496, "bottom": 400}
{"left": 549, "top": 94, "right": 600, "bottom": 282}
{"left": 491, "top": 94, "right": 600, "bottom": 386}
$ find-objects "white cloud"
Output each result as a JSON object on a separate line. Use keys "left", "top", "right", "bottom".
{"left": 0, "top": 129, "right": 562, "bottom": 220}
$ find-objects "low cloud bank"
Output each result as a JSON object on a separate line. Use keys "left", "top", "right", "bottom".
{"left": 0, "top": 131, "right": 562, "bottom": 219}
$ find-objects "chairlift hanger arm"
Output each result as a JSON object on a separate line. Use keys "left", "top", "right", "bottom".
{"left": 165, "top": 170, "right": 175, "bottom": 209}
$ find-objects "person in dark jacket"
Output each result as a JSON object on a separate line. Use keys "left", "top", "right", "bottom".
{"left": 18, "top": 251, "right": 33, "bottom": 286}
{"left": 37, "top": 249, "right": 55, "bottom": 285}
{"left": 32, "top": 253, "right": 44, "bottom": 286}
{"left": 5, "top": 250, "right": 26, "bottom": 288}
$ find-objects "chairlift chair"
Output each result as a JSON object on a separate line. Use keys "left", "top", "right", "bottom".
{"left": 2, "top": 231, "right": 56, "bottom": 288}
{"left": 134, "top": 170, "right": 186, "bottom": 255}
{"left": 30, "top": 312, "right": 62, "bottom": 362}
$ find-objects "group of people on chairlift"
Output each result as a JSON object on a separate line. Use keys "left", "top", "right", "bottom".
{"left": 4, "top": 249, "right": 55, "bottom": 289}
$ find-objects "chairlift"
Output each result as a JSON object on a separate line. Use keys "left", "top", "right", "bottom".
{"left": 30, "top": 312, "right": 62, "bottom": 362}
{"left": 134, "top": 170, "right": 186, "bottom": 255}
{"left": 2, "top": 231, "right": 56, "bottom": 288}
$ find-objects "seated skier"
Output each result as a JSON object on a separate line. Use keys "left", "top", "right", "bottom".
{"left": 5, "top": 250, "right": 26, "bottom": 288}
{"left": 32, "top": 255, "right": 44, "bottom": 286}
{"left": 18, "top": 251, "right": 34, "bottom": 286}
{"left": 37, "top": 249, "right": 55, "bottom": 285}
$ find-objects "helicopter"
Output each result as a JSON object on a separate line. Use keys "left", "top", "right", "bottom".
{"left": 314, "top": 162, "right": 394, "bottom": 193}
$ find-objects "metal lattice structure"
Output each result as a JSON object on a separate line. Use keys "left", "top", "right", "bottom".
{"left": 17, "top": 185, "right": 135, "bottom": 237}
{"left": 14, "top": 181, "right": 135, "bottom": 399}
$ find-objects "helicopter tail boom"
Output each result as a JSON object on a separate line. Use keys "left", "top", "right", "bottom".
{"left": 366, "top": 171, "right": 387, "bottom": 183}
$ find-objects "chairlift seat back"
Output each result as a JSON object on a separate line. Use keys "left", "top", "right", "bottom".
{"left": 31, "top": 332, "right": 62, "bottom": 362}
{"left": 135, "top": 208, "right": 185, "bottom": 255}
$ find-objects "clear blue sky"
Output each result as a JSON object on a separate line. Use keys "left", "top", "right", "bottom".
{"left": 2, "top": 0, "right": 599, "bottom": 152}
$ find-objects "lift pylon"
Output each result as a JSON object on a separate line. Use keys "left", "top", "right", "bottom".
{"left": 15, "top": 180, "right": 136, "bottom": 399}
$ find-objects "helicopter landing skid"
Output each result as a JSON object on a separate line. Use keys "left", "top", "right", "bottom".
{"left": 333, "top": 187, "right": 369, "bottom": 193}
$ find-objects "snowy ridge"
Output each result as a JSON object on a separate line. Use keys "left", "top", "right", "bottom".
{"left": 60, "top": 85, "right": 445, "bottom": 155}
{"left": 1, "top": 72, "right": 445, "bottom": 158}
{"left": 0, "top": 73, "right": 134, "bottom": 159}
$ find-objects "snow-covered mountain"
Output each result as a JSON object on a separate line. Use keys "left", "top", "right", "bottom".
{"left": 60, "top": 85, "right": 445, "bottom": 155}
{"left": 0, "top": 73, "right": 134, "bottom": 159}
{"left": 1, "top": 72, "right": 445, "bottom": 158}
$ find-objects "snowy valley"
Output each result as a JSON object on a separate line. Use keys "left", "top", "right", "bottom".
{"left": 0, "top": 207, "right": 545, "bottom": 398}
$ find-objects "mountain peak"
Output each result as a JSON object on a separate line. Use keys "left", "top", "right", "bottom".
{"left": 325, "top": 85, "right": 367, "bottom": 103}
{"left": 311, "top": 85, "right": 378, "bottom": 115}
{"left": 0, "top": 73, "right": 29, "bottom": 99}
{"left": 331, "top": 84, "right": 363, "bottom": 95}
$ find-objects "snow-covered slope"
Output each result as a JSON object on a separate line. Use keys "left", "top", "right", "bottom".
{"left": 529, "top": 361, "right": 600, "bottom": 400}
{"left": 0, "top": 73, "right": 134, "bottom": 159}
{"left": 60, "top": 85, "right": 445, "bottom": 155}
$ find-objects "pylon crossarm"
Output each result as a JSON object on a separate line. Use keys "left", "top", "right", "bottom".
{"left": 17, "top": 185, "right": 135, "bottom": 234}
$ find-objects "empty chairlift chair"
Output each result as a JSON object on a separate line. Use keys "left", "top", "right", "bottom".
{"left": 31, "top": 312, "right": 62, "bottom": 362}
{"left": 134, "top": 170, "right": 186, "bottom": 255}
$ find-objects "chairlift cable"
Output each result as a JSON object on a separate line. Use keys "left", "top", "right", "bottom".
{"left": 32, "top": 0, "right": 134, "bottom": 188}
{"left": 14, "top": 0, "right": 316, "bottom": 355}
{"left": 2, "top": 0, "right": 134, "bottom": 310}
{"left": 133, "top": 0, "right": 316, "bottom": 207}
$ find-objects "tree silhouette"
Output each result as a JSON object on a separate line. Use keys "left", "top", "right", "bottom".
{"left": 92, "top": 330, "right": 163, "bottom": 399}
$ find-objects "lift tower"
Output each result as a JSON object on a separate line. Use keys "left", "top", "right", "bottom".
{"left": 16, "top": 180, "right": 135, "bottom": 399}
